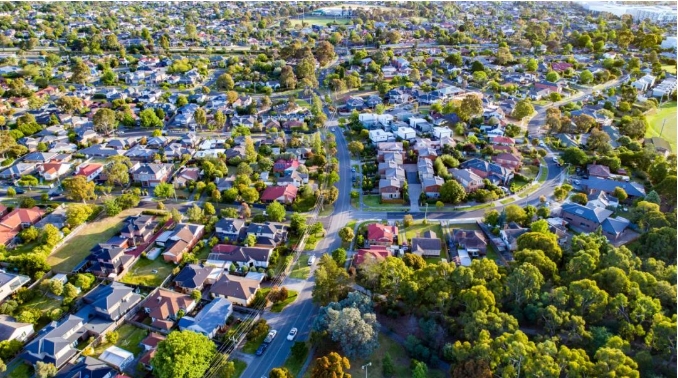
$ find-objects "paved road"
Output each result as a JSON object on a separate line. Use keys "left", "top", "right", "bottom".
{"left": 239, "top": 124, "right": 351, "bottom": 378}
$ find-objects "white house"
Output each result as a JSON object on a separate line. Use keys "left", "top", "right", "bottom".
{"left": 369, "top": 129, "right": 390, "bottom": 143}
{"left": 433, "top": 127, "right": 452, "bottom": 140}
{"left": 409, "top": 117, "right": 428, "bottom": 129}
{"left": 359, "top": 113, "right": 394, "bottom": 128}
{"left": 99, "top": 346, "right": 134, "bottom": 370}
{"left": 396, "top": 127, "right": 416, "bottom": 140}
{"left": 0, "top": 315, "right": 34, "bottom": 342}
{"left": 632, "top": 74, "right": 656, "bottom": 92}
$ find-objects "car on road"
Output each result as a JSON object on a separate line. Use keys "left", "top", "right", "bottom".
{"left": 11, "top": 187, "right": 25, "bottom": 194}
{"left": 351, "top": 167, "right": 356, "bottom": 173}
{"left": 263, "top": 330, "right": 277, "bottom": 344}
{"left": 287, "top": 328, "right": 298, "bottom": 341}
{"left": 255, "top": 343, "right": 269, "bottom": 356}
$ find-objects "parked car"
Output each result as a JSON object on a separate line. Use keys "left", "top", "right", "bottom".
{"left": 255, "top": 343, "right": 269, "bottom": 356}
{"left": 287, "top": 328, "right": 298, "bottom": 341}
{"left": 263, "top": 330, "right": 277, "bottom": 344}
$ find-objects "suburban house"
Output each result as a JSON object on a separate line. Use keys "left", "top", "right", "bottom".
{"left": 354, "top": 246, "right": 391, "bottom": 266}
{"left": 38, "top": 162, "right": 72, "bottom": 180}
{"left": 178, "top": 298, "right": 233, "bottom": 339}
{"left": 451, "top": 229, "right": 488, "bottom": 256}
{"left": 208, "top": 244, "right": 274, "bottom": 269}
{"left": 578, "top": 177, "right": 646, "bottom": 200}
{"left": 492, "top": 153, "right": 522, "bottom": 170}
{"left": 143, "top": 289, "right": 196, "bottom": 330}
{"left": 74, "top": 163, "right": 104, "bottom": 182}
{"left": 209, "top": 274, "right": 260, "bottom": 307}
{"left": 260, "top": 185, "right": 298, "bottom": 204}
{"left": 84, "top": 244, "right": 135, "bottom": 279}
{"left": 98, "top": 346, "right": 134, "bottom": 371}
{"left": 422, "top": 176, "right": 445, "bottom": 198}
{"left": 459, "top": 158, "right": 514, "bottom": 185}
{"left": 561, "top": 203, "right": 613, "bottom": 233}
{"left": 23, "top": 315, "right": 87, "bottom": 368}
{"left": 174, "top": 264, "right": 214, "bottom": 293}
{"left": 120, "top": 215, "right": 159, "bottom": 245}
{"left": 172, "top": 167, "right": 201, "bottom": 188}
{"left": 160, "top": 223, "right": 205, "bottom": 264}
{"left": 645, "top": 136, "right": 672, "bottom": 157}
{"left": 273, "top": 158, "right": 299, "bottom": 175}
{"left": 139, "top": 333, "right": 165, "bottom": 371}
{"left": 449, "top": 168, "right": 485, "bottom": 192}
{"left": 587, "top": 164, "right": 613, "bottom": 179}
{"left": 367, "top": 223, "right": 398, "bottom": 246}
{"left": 410, "top": 230, "right": 442, "bottom": 257}
{"left": 0, "top": 271, "right": 30, "bottom": 302}
{"left": 53, "top": 356, "right": 116, "bottom": 378}
{"left": 130, "top": 163, "right": 173, "bottom": 187}
{"left": 81, "top": 282, "right": 142, "bottom": 321}
{"left": 0, "top": 207, "right": 46, "bottom": 246}
{"left": 0, "top": 315, "right": 34, "bottom": 342}
{"left": 215, "top": 218, "right": 246, "bottom": 242}
{"left": 245, "top": 222, "right": 287, "bottom": 247}
{"left": 379, "top": 178, "right": 402, "bottom": 200}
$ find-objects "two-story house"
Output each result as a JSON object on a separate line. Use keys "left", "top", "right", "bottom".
{"left": 23, "top": 315, "right": 87, "bottom": 369}
{"left": 0, "top": 272, "right": 30, "bottom": 302}
{"left": 214, "top": 218, "right": 246, "bottom": 242}
{"left": 174, "top": 264, "right": 214, "bottom": 293}
{"left": 74, "top": 163, "right": 104, "bottom": 182}
{"left": 85, "top": 244, "right": 135, "bottom": 279}
{"left": 120, "top": 215, "right": 158, "bottom": 245}
{"left": 245, "top": 222, "right": 287, "bottom": 247}
{"left": 209, "top": 274, "right": 260, "bottom": 307}
{"left": 130, "top": 163, "right": 173, "bottom": 187}
{"left": 366, "top": 223, "right": 398, "bottom": 246}
{"left": 208, "top": 244, "right": 274, "bottom": 269}
{"left": 449, "top": 168, "right": 485, "bottom": 193}
{"left": 143, "top": 289, "right": 196, "bottom": 330}
{"left": 82, "top": 282, "right": 142, "bottom": 321}
{"left": 160, "top": 223, "right": 205, "bottom": 264}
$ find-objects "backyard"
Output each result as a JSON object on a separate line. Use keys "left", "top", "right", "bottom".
{"left": 120, "top": 256, "right": 175, "bottom": 287}
{"left": 646, "top": 101, "right": 677, "bottom": 152}
{"left": 92, "top": 323, "right": 148, "bottom": 357}
{"left": 47, "top": 208, "right": 139, "bottom": 273}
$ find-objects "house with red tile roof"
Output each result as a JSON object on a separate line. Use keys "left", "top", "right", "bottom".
{"left": 75, "top": 163, "right": 104, "bottom": 182}
{"left": 489, "top": 136, "right": 515, "bottom": 146}
{"left": 142, "top": 289, "right": 196, "bottom": 330}
{"left": 551, "top": 62, "right": 573, "bottom": 72}
{"left": 273, "top": 158, "right": 300, "bottom": 175}
{"left": 260, "top": 185, "right": 298, "bottom": 204}
{"left": 354, "top": 246, "right": 391, "bottom": 266}
{"left": 366, "top": 223, "right": 398, "bottom": 246}
{"left": 0, "top": 207, "right": 46, "bottom": 246}
{"left": 38, "top": 162, "right": 71, "bottom": 181}
{"left": 492, "top": 153, "right": 522, "bottom": 171}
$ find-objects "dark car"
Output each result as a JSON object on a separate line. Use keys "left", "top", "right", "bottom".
{"left": 255, "top": 343, "right": 269, "bottom": 356}
{"left": 11, "top": 187, "right": 25, "bottom": 194}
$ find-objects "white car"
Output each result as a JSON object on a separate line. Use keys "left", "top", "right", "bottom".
{"left": 287, "top": 328, "right": 298, "bottom": 341}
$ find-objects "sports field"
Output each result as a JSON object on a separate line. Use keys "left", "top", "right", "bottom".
{"left": 646, "top": 101, "right": 677, "bottom": 152}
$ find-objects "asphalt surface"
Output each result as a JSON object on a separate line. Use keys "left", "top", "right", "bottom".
{"left": 239, "top": 123, "right": 349, "bottom": 378}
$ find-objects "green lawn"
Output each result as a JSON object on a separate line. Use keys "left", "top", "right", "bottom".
{"left": 7, "top": 363, "right": 32, "bottom": 378}
{"left": 459, "top": 203, "right": 492, "bottom": 211}
{"left": 93, "top": 323, "right": 148, "bottom": 357}
{"left": 662, "top": 64, "right": 677, "bottom": 75}
{"left": 120, "top": 256, "right": 175, "bottom": 287}
{"left": 400, "top": 222, "right": 443, "bottom": 244}
{"left": 646, "top": 101, "right": 677, "bottom": 152}
{"left": 538, "top": 159, "right": 548, "bottom": 183}
{"left": 21, "top": 294, "right": 62, "bottom": 312}
{"left": 282, "top": 342, "right": 309, "bottom": 377}
{"left": 48, "top": 208, "right": 138, "bottom": 272}
{"left": 289, "top": 255, "right": 311, "bottom": 280}
{"left": 344, "top": 333, "right": 446, "bottom": 378}
{"left": 500, "top": 197, "right": 515, "bottom": 204}
{"left": 232, "top": 359, "right": 247, "bottom": 378}
{"left": 271, "top": 290, "right": 299, "bottom": 313}
{"left": 295, "top": 99, "right": 311, "bottom": 109}
{"left": 363, "top": 194, "right": 408, "bottom": 210}
{"left": 243, "top": 332, "right": 268, "bottom": 354}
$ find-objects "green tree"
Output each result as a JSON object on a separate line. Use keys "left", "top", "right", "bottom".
{"left": 266, "top": 201, "right": 286, "bottom": 222}
{"left": 217, "top": 73, "right": 235, "bottom": 90}
{"left": 35, "top": 361, "right": 58, "bottom": 378}
{"left": 270, "top": 367, "right": 294, "bottom": 378}
{"left": 313, "top": 255, "right": 351, "bottom": 306}
{"left": 347, "top": 141, "right": 364, "bottom": 156}
{"left": 139, "top": 108, "right": 163, "bottom": 128}
{"left": 580, "top": 70, "right": 594, "bottom": 84}
{"left": 93, "top": 108, "right": 118, "bottom": 135}
{"left": 338, "top": 227, "right": 354, "bottom": 243}
{"left": 154, "top": 183, "right": 175, "bottom": 199}
{"left": 151, "top": 330, "right": 216, "bottom": 378}
{"left": 332, "top": 248, "right": 347, "bottom": 266}
{"left": 187, "top": 204, "right": 204, "bottom": 223}
{"left": 546, "top": 71, "right": 560, "bottom": 82}
{"left": 310, "top": 352, "right": 351, "bottom": 378}
{"left": 70, "top": 60, "right": 90, "bottom": 84}
{"left": 62, "top": 176, "right": 96, "bottom": 203}
{"left": 439, "top": 180, "right": 466, "bottom": 204}
{"left": 66, "top": 204, "right": 94, "bottom": 227}
{"left": 512, "top": 100, "right": 534, "bottom": 119}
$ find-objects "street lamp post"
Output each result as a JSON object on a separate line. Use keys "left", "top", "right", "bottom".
{"left": 361, "top": 362, "right": 371, "bottom": 378}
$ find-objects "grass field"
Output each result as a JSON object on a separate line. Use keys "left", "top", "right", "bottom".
{"left": 232, "top": 359, "right": 247, "bottom": 378}
{"left": 646, "top": 101, "right": 677, "bottom": 152}
{"left": 289, "top": 255, "right": 311, "bottom": 280}
{"left": 48, "top": 209, "right": 138, "bottom": 272}
{"left": 243, "top": 332, "right": 268, "bottom": 354}
{"left": 7, "top": 364, "right": 32, "bottom": 378}
{"left": 21, "top": 295, "right": 62, "bottom": 312}
{"left": 271, "top": 290, "right": 299, "bottom": 313}
{"left": 120, "top": 256, "right": 174, "bottom": 287}
{"left": 400, "top": 222, "right": 443, "bottom": 244}
{"left": 662, "top": 64, "right": 677, "bottom": 75}
{"left": 282, "top": 342, "right": 309, "bottom": 377}
{"left": 93, "top": 323, "right": 148, "bottom": 357}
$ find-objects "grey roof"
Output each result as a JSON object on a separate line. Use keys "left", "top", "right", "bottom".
{"left": 175, "top": 264, "right": 212, "bottom": 289}
{"left": 178, "top": 298, "right": 232, "bottom": 336}
{"left": 0, "top": 315, "right": 32, "bottom": 341}
{"left": 411, "top": 237, "right": 442, "bottom": 253}
{"left": 580, "top": 177, "right": 646, "bottom": 197}
{"left": 54, "top": 356, "right": 116, "bottom": 378}
{"left": 215, "top": 218, "right": 246, "bottom": 236}
{"left": 23, "top": 315, "right": 85, "bottom": 368}
{"left": 561, "top": 203, "right": 613, "bottom": 224}
{"left": 81, "top": 282, "right": 141, "bottom": 320}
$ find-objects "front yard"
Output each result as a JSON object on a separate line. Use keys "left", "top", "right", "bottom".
{"left": 271, "top": 290, "right": 299, "bottom": 313}
{"left": 289, "top": 254, "right": 311, "bottom": 280}
{"left": 47, "top": 208, "right": 139, "bottom": 272}
{"left": 120, "top": 256, "right": 175, "bottom": 287}
{"left": 399, "top": 222, "right": 443, "bottom": 244}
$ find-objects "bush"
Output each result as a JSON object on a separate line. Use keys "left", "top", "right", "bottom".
{"left": 246, "top": 319, "right": 270, "bottom": 341}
